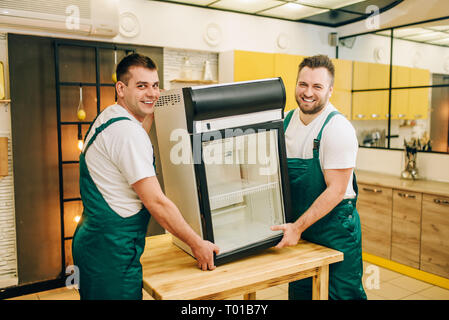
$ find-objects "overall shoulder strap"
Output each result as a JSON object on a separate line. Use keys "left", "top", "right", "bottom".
{"left": 313, "top": 110, "right": 341, "bottom": 156}
{"left": 83, "top": 117, "right": 131, "bottom": 154}
{"left": 283, "top": 109, "right": 296, "bottom": 131}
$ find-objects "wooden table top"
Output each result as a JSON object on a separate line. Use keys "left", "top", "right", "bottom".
{"left": 141, "top": 234, "right": 343, "bottom": 300}
{"left": 356, "top": 170, "right": 449, "bottom": 198}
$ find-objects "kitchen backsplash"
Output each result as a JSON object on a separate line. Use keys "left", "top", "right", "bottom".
{"left": 356, "top": 147, "right": 449, "bottom": 183}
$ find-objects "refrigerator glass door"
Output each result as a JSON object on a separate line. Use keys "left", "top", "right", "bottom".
{"left": 202, "top": 127, "right": 285, "bottom": 257}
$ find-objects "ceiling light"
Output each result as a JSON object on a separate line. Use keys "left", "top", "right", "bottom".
{"left": 211, "top": 0, "right": 283, "bottom": 14}
{"left": 426, "top": 25, "right": 449, "bottom": 32}
{"left": 428, "top": 37, "right": 449, "bottom": 45}
{"left": 393, "top": 28, "right": 431, "bottom": 38}
{"left": 260, "top": 2, "right": 328, "bottom": 20}
{"left": 165, "top": 0, "right": 215, "bottom": 6}
{"left": 405, "top": 31, "right": 447, "bottom": 42}
{"left": 295, "top": 0, "right": 365, "bottom": 9}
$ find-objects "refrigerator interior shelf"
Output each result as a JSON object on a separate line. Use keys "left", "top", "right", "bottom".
{"left": 209, "top": 181, "right": 278, "bottom": 208}
{"left": 214, "top": 218, "right": 282, "bottom": 254}
{"left": 212, "top": 204, "right": 247, "bottom": 217}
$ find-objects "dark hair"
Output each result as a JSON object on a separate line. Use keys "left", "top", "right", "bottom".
{"left": 298, "top": 55, "right": 335, "bottom": 86}
{"left": 116, "top": 53, "right": 157, "bottom": 85}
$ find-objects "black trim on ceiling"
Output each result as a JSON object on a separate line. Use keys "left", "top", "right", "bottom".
{"left": 339, "top": 15, "right": 449, "bottom": 39}
{"left": 154, "top": 0, "right": 403, "bottom": 27}
{"left": 298, "top": 0, "right": 404, "bottom": 28}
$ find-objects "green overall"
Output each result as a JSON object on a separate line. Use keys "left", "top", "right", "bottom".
{"left": 72, "top": 117, "right": 151, "bottom": 300}
{"left": 284, "top": 109, "right": 367, "bottom": 300}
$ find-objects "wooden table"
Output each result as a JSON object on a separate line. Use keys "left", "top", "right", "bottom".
{"left": 141, "top": 234, "right": 343, "bottom": 300}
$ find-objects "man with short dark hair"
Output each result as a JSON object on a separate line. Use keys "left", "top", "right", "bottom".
{"left": 72, "top": 53, "right": 219, "bottom": 300}
{"left": 271, "top": 55, "right": 367, "bottom": 300}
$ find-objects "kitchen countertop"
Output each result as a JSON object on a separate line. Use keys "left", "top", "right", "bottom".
{"left": 356, "top": 170, "right": 449, "bottom": 198}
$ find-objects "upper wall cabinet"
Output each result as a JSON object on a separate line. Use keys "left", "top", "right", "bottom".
{"left": 353, "top": 61, "right": 390, "bottom": 90}
{"left": 219, "top": 50, "right": 352, "bottom": 117}
{"left": 391, "top": 65, "right": 431, "bottom": 120}
{"left": 273, "top": 53, "right": 304, "bottom": 112}
{"left": 233, "top": 50, "right": 275, "bottom": 82}
{"left": 330, "top": 58, "right": 352, "bottom": 119}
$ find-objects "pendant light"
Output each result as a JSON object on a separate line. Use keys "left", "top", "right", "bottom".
{"left": 77, "top": 85, "right": 85, "bottom": 151}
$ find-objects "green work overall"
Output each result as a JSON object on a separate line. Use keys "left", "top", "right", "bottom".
{"left": 72, "top": 117, "right": 151, "bottom": 300}
{"left": 284, "top": 109, "right": 367, "bottom": 300}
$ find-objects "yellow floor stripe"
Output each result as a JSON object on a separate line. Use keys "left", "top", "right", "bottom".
{"left": 363, "top": 253, "right": 449, "bottom": 290}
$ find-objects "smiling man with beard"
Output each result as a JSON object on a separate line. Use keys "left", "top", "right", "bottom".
{"left": 72, "top": 53, "right": 219, "bottom": 300}
{"left": 271, "top": 55, "right": 367, "bottom": 300}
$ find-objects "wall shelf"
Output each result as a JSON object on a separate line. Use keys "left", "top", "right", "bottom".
{"left": 170, "top": 79, "right": 218, "bottom": 85}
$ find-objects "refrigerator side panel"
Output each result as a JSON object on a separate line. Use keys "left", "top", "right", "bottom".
{"left": 154, "top": 90, "right": 203, "bottom": 256}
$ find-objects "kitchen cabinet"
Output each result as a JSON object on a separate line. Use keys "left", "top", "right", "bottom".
{"left": 352, "top": 61, "right": 429, "bottom": 120}
{"left": 352, "top": 61, "right": 390, "bottom": 120}
{"left": 353, "top": 61, "right": 390, "bottom": 90}
{"left": 352, "top": 90, "right": 389, "bottom": 120}
{"left": 352, "top": 61, "right": 389, "bottom": 120}
{"left": 357, "top": 170, "right": 449, "bottom": 280}
{"left": 391, "top": 65, "right": 410, "bottom": 120}
{"left": 391, "top": 190, "right": 422, "bottom": 269}
{"left": 421, "top": 193, "right": 449, "bottom": 278}
{"left": 330, "top": 58, "right": 352, "bottom": 119}
{"left": 357, "top": 183, "right": 393, "bottom": 259}
{"left": 408, "top": 87, "right": 430, "bottom": 120}
{"left": 220, "top": 51, "right": 352, "bottom": 116}
{"left": 390, "top": 65, "right": 430, "bottom": 119}
{"left": 274, "top": 53, "right": 304, "bottom": 112}
{"left": 234, "top": 50, "right": 275, "bottom": 82}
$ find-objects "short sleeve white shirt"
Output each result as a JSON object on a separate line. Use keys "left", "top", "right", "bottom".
{"left": 284, "top": 104, "right": 358, "bottom": 198}
{"left": 83, "top": 104, "right": 156, "bottom": 218}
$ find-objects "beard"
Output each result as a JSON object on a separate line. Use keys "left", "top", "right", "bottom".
{"left": 295, "top": 91, "right": 331, "bottom": 115}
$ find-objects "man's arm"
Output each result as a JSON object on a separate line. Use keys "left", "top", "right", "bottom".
{"left": 271, "top": 167, "right": 352, "bottom": 248}
{"left": 142, "top": 114, "right": 154, "bottom": 134}
{"left": 132, "top": 176, "right": 220, "bottom": 270}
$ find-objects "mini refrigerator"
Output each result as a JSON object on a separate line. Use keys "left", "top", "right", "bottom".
{"left": 154, "top": 78, "right": 292, "bottom": 265}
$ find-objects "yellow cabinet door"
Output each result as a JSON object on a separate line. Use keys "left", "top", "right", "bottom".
{"left": 391, "top": 89, "right": 409, "bottom": 120}
{"left": 330, "top": 89, "right": 351, "bottom": 119}
{"left": 353, "top": 61, "right": 389, "bottom": 90}
{"left": 392, "top": 65, "right": 410, "bottom": 88}
{"left": 352, "top": 90, "right": 389, "bottom": 120}
{"left": 332, "top": 58, "right": 352, "bottom": 90}
{"left": 391, "top": 65, "right": 410, "bottom": 119}
{"left": 274, "top": 53, "right": 304, "bottom": 112}
{"left": 369, "top": 62, "right": 390, "bottom": 89}
{"left": 352, "top": 91, "right": 369, "bottom": 120}
{"left": 233, "top": 50, "right": 275, "bottom": 82}
{"left": 330, "top": 59, "right": 352, "bottom": 118}
{"left": 353, "top": 61, "right": 370, "bottom": 90}
{"left": 409, "top": 88, "right": 429, "bottom": 120}
{"left": 369, "top": 90, "right": 389, "bottom": 120}
{"left": 410, "top": 67, "right": 430, "bottom": 87}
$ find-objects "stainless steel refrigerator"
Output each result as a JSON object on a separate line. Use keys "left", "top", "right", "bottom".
{"left": 154, "top": 78, "right": 292, "bottom": 265}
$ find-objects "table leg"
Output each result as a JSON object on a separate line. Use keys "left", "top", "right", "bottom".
{"left": 312, "top": 265, "right": 329, "bottom": 300}
{"left": 244, "top": 292, "right": 256, "bottom": 300}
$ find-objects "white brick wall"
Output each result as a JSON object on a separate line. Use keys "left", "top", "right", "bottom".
{"left": 0, "top": 133, "right": 18, "bottom": 289}
{"left": 163, "top": 47, "right": 218, "bottom": 90}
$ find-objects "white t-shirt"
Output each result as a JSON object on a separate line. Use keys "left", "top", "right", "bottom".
{"left": 284, "top": 104, "right": 358, "bottom": 199}
{"left": 83, "top": 104, "right": 156, "bottom": 218}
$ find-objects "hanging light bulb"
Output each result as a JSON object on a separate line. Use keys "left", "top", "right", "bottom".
{"left": 74, "top": 215, "right": 81, "bottom": 223}
{"left": 77, "top": 85, "right": 86, "bottom": 121}
{"left": 112, "top": 49, "right": 118, "bottom": 83}
{"left": 77, "top": 123, "right": 83, "bottom": 151}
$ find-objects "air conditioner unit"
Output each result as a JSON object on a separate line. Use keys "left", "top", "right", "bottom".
{"left": 0, "top": 0, "right": 119, "bottom": 37}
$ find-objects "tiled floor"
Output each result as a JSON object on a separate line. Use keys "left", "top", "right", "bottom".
{"left": 7, "top": 262, "right": 449, "bottom": 300}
